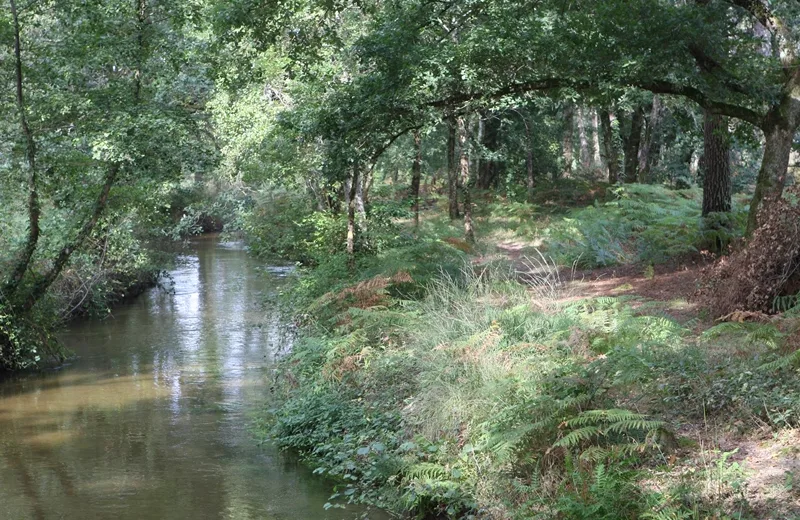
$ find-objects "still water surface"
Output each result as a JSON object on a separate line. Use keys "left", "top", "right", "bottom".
{"left": 0, "top": 236, "right": 384, "bottom": 520}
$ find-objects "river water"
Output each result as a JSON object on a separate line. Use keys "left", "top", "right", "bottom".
{"left": 0, "top": 236, "right": 385, "bottom": 520}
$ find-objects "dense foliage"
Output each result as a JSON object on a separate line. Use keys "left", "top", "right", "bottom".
{"left": 5, "top": 0, "right": 800, "bottom": 517}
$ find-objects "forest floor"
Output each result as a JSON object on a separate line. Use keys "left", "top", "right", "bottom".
{"left": 487, "top": 241, "right": 800, "bottom": 519}
{"left": 267, "top": 183, "right": 800, "bottom": 519}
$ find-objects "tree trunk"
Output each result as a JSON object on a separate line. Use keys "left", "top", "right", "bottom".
{"left": 356, "top": 168, "right": 367, "bottom": 223}
{"left": 476, "top": 117, "right": 485, "bottom": 188}
{"left": 447, "top": 117, "right": 459, "bottom": 219}
{"left": 638, "top": 97, "right": 663, "bottom": 183}
{"left": 411, "top": 130, "right": 422, "bottom": 230}
{"left": 746, "top": 67, "right": 800, "bottom": 233}
{"left": 478, "top": 114, "right": 501, "bottom": 189}
{"left": 22, "top": 165, "right": 119, "bottom": 311}
{"left": 457, "top": 117, "right": 475, "bottom": 243}
{"left": 599, "top": 109, "right": 619, "bottom": 184}
{"left": 523, "top": 115, "right": 535, "bottom": 201}
{"left": 4, "top": 0, "right": 40, "bottom": 302}
{"left": 701, "top": 111, "right": 732, "bottom": 216}
{"left": 592, "top": 109, "right": 602, "bottom": 169}
{"left": 578, "top": 106, "right": 591, "bottom": 171}
{"left": 623, "top": 106, "right": 645, "bottom": 183}
{"left": 561, "top": 103, "right": 574, "bottom": 179}
{"left": 747, "top": 120, "right": 794, "bottom": 233}
{"left": 346, "top": 168, "right": 359, "bottom": 261}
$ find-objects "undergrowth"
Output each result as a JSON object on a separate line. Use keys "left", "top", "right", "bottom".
{"left": 519, "top": 184, "right": 746, "bottom": 268}
{"left": 263, "top": 257, "right": 798, "bottom": 518}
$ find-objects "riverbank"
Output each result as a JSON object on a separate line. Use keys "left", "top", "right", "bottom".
{"left": 263, "top": 184, "right": 800, "bottom": 519}
{"left": 0, "top": 236, "right": 387, "bottom": 519}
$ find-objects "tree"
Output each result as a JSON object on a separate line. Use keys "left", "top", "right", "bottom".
{"left": 457, "top": 116, "right": 475, "bottom": 243}
{"left": 411, "top": 130, "right": 423, "bottom": 229}
{"left": 1, "top": 0, "right": 215, "bottom": 368}
{"left": 600, "top": 110, "right": 620, "bottom": 183}
{"left": 702, "top": 111, "right": 732, "bottom": 216}
{"left": 447, "top": 118, "right": 460, "bottom": 220}
{"left": 562, "top": 103, "right": 575, "bottom": 179}
{"left": 623, "top": 106, "right": 645, "bottom": 183}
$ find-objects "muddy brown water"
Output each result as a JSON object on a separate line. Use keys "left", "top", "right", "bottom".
{"left": 0, "top": 236, "right": 387, "bottom": 520}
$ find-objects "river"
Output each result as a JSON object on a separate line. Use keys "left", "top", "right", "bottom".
{"left": 0, "top": 236, "right": 386, "bottom": 520}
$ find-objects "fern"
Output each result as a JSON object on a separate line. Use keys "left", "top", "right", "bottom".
{"left": 759, "top": 349, "right": 800, "bottom": 372}
{"left": 553, "top": 409, "right": 669, "bottom": 457}
{"left": 404, "top": 462, "right": 450, "bottom": 482}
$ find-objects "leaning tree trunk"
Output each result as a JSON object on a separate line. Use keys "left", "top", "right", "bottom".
{"left": 623, "top": 106, "right": 645, "bottom": 183}
{"left": 701, "top": 111, "right": 732, "bottom": 216}
{"left": 599, "top": 109, "right": 619, "bottom": 184}
{"left": 457, "top": 117, "right": 475, "bottom": 243}
{"left": 411, "top": 130, "right": 422, "bottom": 230}
{"left": 447, "top": 117, "right": 459, "bottom": 220}
{"left": 561, "top": 103, "right": 574, "bottom": 179}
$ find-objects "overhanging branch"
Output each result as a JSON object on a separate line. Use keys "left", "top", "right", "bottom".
{"left": 429, "top": 77, "right": 766, "bottom": 128}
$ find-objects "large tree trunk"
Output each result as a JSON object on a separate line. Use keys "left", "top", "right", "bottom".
{"left": 4, "top": 0, "right": 40, "bottom": 302}
{"left": 561, "top": 103, "right": 574, "bottom": 179}
{"left": 457, "top": 117, "right": 475, "bottom": 243}
{"left": 411, "top": 130, "right": 422, "bottom": 230}
{"left": 747, "top": 120, "right": 794, "bottom": 233}
{"left": 623, "top": 106, "right": 645, "bottom": 183}
{"left": 447, "top": 117, "right": 459, "bottom": 220}
{"left": 599, "top": 109, "right": 619, "bottom": 184}
{"left": 746, "top": 67, "right": 800, "bottom": 234}
{"left": 578, "top": 106, "right": 591, "bottom": 171}
{"left": 701, "top": 111, "right": 732, "bottom": 216}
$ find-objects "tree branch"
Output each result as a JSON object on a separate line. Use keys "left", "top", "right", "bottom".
{"left": 636, "top": 80, "right": 765, "bottom": 127}
{"left": 429, "top": 77, "right": 766, "bottom": 127}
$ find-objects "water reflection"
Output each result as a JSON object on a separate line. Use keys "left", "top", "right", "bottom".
{"left": 0, "top": 236, "right": 384, "bottom": 520}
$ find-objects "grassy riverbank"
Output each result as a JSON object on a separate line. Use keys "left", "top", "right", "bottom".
{"left": 260, "top": 183, "right": 800, "bottom": 519}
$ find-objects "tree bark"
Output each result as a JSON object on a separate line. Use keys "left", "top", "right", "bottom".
{"left": 457, "top": 117, "right": 475, "bottom": 243}
{"left": 346, "top": 167, "right": 359, "bottom": 260}
{"left": 638, "top": 97, "right": 663, "bottom": 183}
{"left": 599, "top": 109, "right": 619, "bottom": 184}
{"left": 4, "top": 0, "right": 41, "bottom": 301}
{"left": 447, "top": 117, "right": 459, "bottom": 219}
{"left": 411, "top": 130, "right": 422, "bottom": 230}
{"left": 592, "top": 109, "right": 602, "bottom": 168}
{"left": 523, "top": 115, "right": 535, "bottom": 201}
{"left": 701, "top": 111, "right": 732, "bottom": 216}
{"left": 561, "top": 103, "right": 574, "bottom": 179}
{"left": 623, "top": 106, "right": 645, "bottom": 183}
{"left": 478, "top": 114, "right": 501, "bottom": 189}
{"left": 356, "top": 168, "right": 367, "bottom": 224}
{"left": 747, "top": 117, "right": 795, "bottom": 233}
{"left": 578, "top": 106, "right": 591, "bottom": 171}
